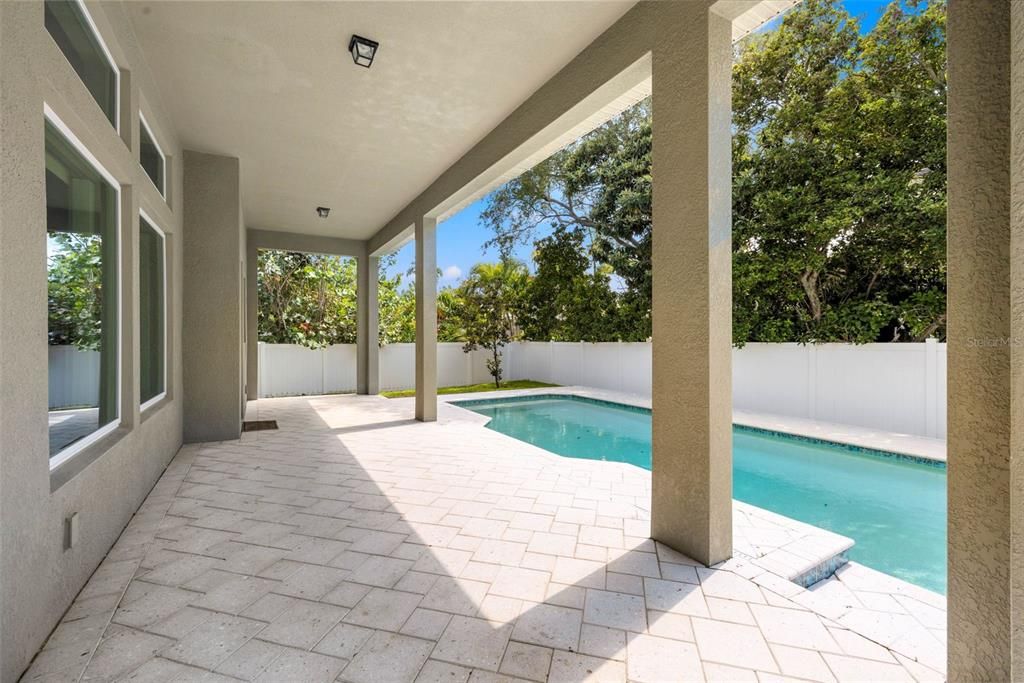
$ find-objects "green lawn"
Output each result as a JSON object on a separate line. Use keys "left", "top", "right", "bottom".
{"left": 381, "top": 380, "right": 558, "bottom": 399}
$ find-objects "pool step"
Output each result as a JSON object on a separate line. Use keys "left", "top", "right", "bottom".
{"left": 734, "top": 502, "right": 855, "bottom": 588}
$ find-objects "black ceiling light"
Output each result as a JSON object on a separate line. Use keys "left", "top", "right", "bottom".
{"left": 316, "top": 206, "right": 330, "bottom": 218}
{"left": 349, "top": 34, "right": 379, "bottom": 68}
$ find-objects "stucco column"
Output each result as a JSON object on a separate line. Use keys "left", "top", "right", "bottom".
{"left": 415, "top": 217, "right": 437, "bottom": 421}
{"left": 947, "top": 1, "right": 1023, "bottom": 678}
{"left": 356, "top": 255, "right": 380, "bottom": 395}
{"left": 182, "top": 151, "right": 244, "bottom": 442}
{"left": 649, "top": 1, "right": 732, "bottom": 567}
{"left": 245, "top": 239, "right": 258, "bottom": 401}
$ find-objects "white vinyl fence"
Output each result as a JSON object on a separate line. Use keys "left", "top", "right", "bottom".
{"left": 258, "top": 342, "right": 495, "bottom": 396}
{"left": 253, "top": 339, "right": 947, "bottom": 439}
{"left": 49, "top": 345, "right": 99, "bottom": 409}
{"left": 47, "top": 339, "right": 949, "bottom": 437}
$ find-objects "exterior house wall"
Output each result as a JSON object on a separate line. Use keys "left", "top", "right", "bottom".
{"left": 0, "top": 1, "right": 184, "bottom": 678}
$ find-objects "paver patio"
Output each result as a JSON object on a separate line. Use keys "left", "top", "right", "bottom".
{"left": 22, "top": 393, "right": 946, "bottom": 682}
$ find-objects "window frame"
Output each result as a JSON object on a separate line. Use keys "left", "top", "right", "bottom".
{"left": 46, "top": 0, "right": 121, "bottom": 134}
{"left": 45, "top": 103, "right": 123, "bottom": 471}
{"left": 138, "top": 111, "right": 166, "bottom": 197}
{"left": 138, "top": 209, "right": 168, "bottom": 412}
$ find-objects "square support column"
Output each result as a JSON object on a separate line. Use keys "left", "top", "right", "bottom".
{"left": 245, "top": 240, "right": 258, "bottom": 401}
{"left": 947, "top": 1, "right": 1023, "bottom": 678}
{"left": 356, "top": 255, "right": 380, "bottom": 395}
{"left": 649, "top": 1, "right": 733, "bottom": 567}
{"left": 415, "top": 217, "right": 438, "bottom": 421}
{"left": 182, "top": 150, "right": 245, "bottom": 443}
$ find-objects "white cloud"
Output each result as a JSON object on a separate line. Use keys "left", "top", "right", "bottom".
{"left": 442, "top": 265, "right": 462, "bottom": 280}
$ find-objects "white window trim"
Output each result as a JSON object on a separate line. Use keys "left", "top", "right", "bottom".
{"left": 50, "top": 0, "right": 122, "bottom": 134}
{"left": 138, "top": 111, "right": 166, "bottom": 197}
{"left": 139, "top": 208, "right": 168, "bottom": 412}
{"left": 45, "top": 103, "right": 123, "bottom": 471}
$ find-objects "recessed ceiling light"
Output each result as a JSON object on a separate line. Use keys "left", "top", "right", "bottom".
{"left": 316, "top": 206, "right": 330, "bottom": 218}
{"left": 349, "top": 35, "right": 379, "bottom": 68}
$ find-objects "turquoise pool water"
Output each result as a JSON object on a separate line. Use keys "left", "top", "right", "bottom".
{"left": 458, "top": 395, "right": 947, "bottom": 594}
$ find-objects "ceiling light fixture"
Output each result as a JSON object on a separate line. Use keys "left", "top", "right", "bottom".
{"left": 316, "top": 206, "right": 330, "bottom": 218}
{"left": 349, "top": 34, "right": 379, "bottom": 68}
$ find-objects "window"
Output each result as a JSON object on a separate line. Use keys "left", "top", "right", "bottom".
{"left": 46, "top": 109, "right": 120, "bottom": 466}
{"left": 139, "top": 213, "right": 166, "bottom": 408}
{"left": 44, "top": 0, "right": 119, "bottom": 129}
{"left": 139, "top": 114, "right": 165, "bottom": 196}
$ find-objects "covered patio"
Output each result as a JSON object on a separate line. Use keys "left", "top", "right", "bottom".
{"left": 23, "top": 392, "right": 944, "bottom": 681}
{"left": 2, "top": 0, "right": 1022, "bottom": 680}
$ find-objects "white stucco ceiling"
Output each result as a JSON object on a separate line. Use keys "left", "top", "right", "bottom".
{"left": 127, "top": 1, "right": 635, "bottom": 239}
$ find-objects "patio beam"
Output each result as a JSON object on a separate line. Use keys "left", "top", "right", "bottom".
{"left": 356, "top": 255, "right": 380, "bottom": 395}
{"left": 947, "top": 0, "right": 1024, "bottom": 677}
{"left": 649, "top": 1, "right": 733, "bottom": 567}
{"left": 247, "top": 228, "right": 366, "bottom": 259}
{"left": 415, "top": 216, "right": 438, "bottom": 421}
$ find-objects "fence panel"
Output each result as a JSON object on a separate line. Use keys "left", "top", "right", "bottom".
{"left": 48, "top": 346, "right": 100, "bottom": 409}
{"left": 259, "top": 344, "right": 323, "bottom": 397}
{"left": 254, "top": 340, "right": 947, "bottom": 438}
{"left": 323, "top": 344, "right": 357, "bottom": 394}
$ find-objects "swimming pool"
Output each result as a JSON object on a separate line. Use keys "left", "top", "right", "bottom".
{"left": 456, "top": 394, "right": 947, "bottom": 594}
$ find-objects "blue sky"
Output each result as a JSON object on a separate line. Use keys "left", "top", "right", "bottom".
{"left": 386, "top": 0, "right": 891, "bottom": 288}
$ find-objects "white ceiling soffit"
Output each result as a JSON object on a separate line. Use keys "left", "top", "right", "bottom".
{"left": 126, "top": 1, "right": 635, "bottom": 240}
{"left": 713, "top": 0, "right": 801, "bottom": 41}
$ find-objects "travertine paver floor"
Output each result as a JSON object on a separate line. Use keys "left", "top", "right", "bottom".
{"left": 23, "top": 394, "right": 945, "bottom": 682}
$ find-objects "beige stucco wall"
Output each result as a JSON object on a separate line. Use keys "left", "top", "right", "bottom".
{"left": 947, "top": 0, "right": 1023, "bottom": 678}
{"left": 0, "top": 1, "right": 184, "bottom": 678}
{"left": 1013, "top": 3, "right": 1024, "bottom": 675}
{"left": 182, "top": 151, "right": 245, "bottom": 442}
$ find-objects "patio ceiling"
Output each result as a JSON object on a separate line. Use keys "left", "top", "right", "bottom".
{"left": 127, "top": 1, "right": 634, "bottom": 239}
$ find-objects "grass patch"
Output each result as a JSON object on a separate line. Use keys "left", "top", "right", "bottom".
{"left": 381, "top": 380, "right": 558, "bottom": 399}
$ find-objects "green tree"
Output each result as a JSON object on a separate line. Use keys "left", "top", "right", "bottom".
{"left": 256, "top": 250, "right": 465, "bottom": 347}
{"left": 525, "top": 229, "right": 628, "bottom": 341}
{"left": 481, "top": 0, "right": 946, "bottom": 345}
{"left": 438, "top": 287, "right": 467, "bottom": 342}
{"left": 732, "top": 0, "right": 946, "bottom": 344}
{"left": 377, "top": 258, "right": 417, "bottom": 344}
{"left": 258, "top": 250, "right": 358, "bottom": 347}
{"left": 483, "top": 102, "right": 653, "bottom": 340}
{"left": 48, "top": 233, "right": 103, "bottom": 349}
{"left": 455, "top": 260, "right": 529, "bottom": 387}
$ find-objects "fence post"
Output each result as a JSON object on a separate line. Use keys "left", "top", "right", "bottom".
{"left": 924, "top": 337, "right": 938, "bottom": 438}
{"left": 806, "top": 343, "right": 818, "bottom": 420}
{"left": 549, "top": 340, "right": 555, "bottom": 384}
{"left": 257, "top": 342, "right": 264, "bottom": 398}
{"left": 579, "top": 341, "right": 585, "bottom": 387}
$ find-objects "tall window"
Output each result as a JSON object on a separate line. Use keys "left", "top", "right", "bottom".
{"left": 139, "top": 114, "right": 165, "bottom": 196}
{"left": 139, "top": 214, "right": 166, "bottom": 407}
{"left": 46, "top": 113, "right": 120, "bottom": 465}
{"left": 44, "top": 0, "right": 118, "bottom": 129}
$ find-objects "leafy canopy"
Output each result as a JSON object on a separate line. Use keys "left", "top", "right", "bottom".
{"left": 481, "top": 0, "right": 946, "bottom": 345}
{"left": 453, "top": 260, "right": 529, "bottom": 387}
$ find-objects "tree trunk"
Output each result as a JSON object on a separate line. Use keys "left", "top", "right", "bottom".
{"left": 913, "top": 313, "right": 947, "bottom": 342}
{"left": 799, "top": 269, "right": 823, "bottom": 321}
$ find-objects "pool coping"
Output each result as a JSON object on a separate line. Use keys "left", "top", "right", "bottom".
{"left": 441, "top": 387, "right": 864, "bottom": 590}
{"left": 437, "top": 385, "right": 946, "bottom": 464}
